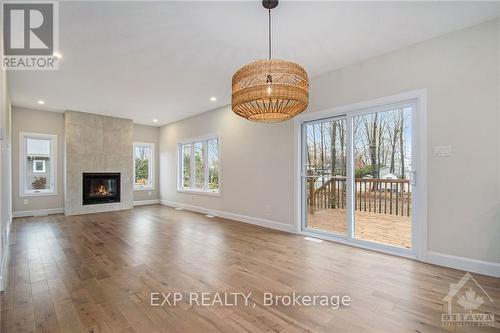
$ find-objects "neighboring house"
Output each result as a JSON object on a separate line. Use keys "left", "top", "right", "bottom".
{"left": 26, "top": 138, "right": 51, "bottom": 190}
{"left": 361, "top": 166, "right": 398, "bottom": 179}
{"left": 354, "top": 157, "right": 366, "bottom": 169}
{"left": 360, "top": 165, "right": 413, "bottom": 192}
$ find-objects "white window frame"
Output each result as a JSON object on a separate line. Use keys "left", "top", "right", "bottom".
{"left": 177, "top": 134, "right": 220, "bottom": 196}
{"left": 20, "top": 132, "right": 57, "bottom": 197}
{"left": 133, "top": 142, "right": 155, "bottom": 191}
{"left": 33, "top": 160, "right": 46, "bottom": 173}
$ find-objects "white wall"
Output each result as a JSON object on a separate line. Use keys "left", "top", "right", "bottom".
{"left": 133, "top": 124, "right": 160, "bottom": 202}
{"left": 159, "top": 20, "right": 500, "bottom": 266}
{"left": 0, "top": 5, "right": 13, "bottom": 290}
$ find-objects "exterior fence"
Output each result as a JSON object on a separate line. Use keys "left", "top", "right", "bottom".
{"left": 308, "top": 177, "right": 411, "bottom": 217}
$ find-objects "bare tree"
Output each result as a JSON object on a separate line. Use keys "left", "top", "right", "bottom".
{"left": 329, "top": 121, "right": 337, "bottom": 177}
{"left": 306, "top": 131, "right": 312, "bottom": 169}
{"left": 312, "top": 124, "right": 317, "bottom": 173}
{"left": 363, "top": 113, "right": 380, "bottom": 180}
{"left": 388, "top": 114, "right": 400, "bottom": 174}
{"left": 399, "top": 109, "right": 405, "bottom": 179}
{"left": 320, "top": 122, "right": 325, "bottom": 185}
{"left": 376, "top": 115, "right": 387, "bottom": 177}
{"left": 339, "top": 121, "right": 346, "bottom": 176}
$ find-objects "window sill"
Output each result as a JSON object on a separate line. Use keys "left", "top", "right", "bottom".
{"left": 20, "top": 191, "right": 57, "bottom": 197}
{"left": 134, "top": 186, "right": 155, "bottom": 191}
{"left": 177, "top": 189, "right": 221, "bottom": 197}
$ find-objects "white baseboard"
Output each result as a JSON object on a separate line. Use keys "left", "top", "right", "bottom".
{"left": 160, "top": 200, "right": 295, "bottom": 233}
{"left": 423, "top": 251, "right": 500, "bottom": 278}
{"left": 13, "top": 208, "right": 64, "bottom": 218}
{"left": 133, "top": 199, "right": 160, "bottom": 206}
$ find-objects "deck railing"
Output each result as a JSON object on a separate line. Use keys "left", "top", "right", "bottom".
{"left": 308, "top": 177, "right": 411, "bottom": 217}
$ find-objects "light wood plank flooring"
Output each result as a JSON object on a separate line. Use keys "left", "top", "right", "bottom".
{"left": 307, "top": 209, "right": 412, "bottom": 248}
{"left": 1, "top": 205, "right": 498, "bottom": 333}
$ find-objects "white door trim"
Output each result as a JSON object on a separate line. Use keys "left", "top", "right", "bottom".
{"left": 293, "top": 89, "right": 428, "bottom": 259}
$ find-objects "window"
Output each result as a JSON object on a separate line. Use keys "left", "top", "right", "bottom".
{"left": 20, "top": 132, "right": 57, "bottom": 196}
{"left": 178, "top": 136, "right": 219, "bottom": 194}
{"left": 33, "top": 160, "right": 46, "bottom": 173}
{"left": 181, "top": 144, "right": 191, "bottom": 188}
{"left": 134, "top": 142, "right": 154, "bottom": 190}
{"left": 207, "top": 139, "right": 219, "bottom": 191}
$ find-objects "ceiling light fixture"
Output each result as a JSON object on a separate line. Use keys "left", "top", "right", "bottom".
{"left": 231, "top": 0, "right": 309, "bottom": 122}
{"left": 37, "top": 100, "right": 45, "bottom": 105}
{"left": 53, "top": 52, "right": 62, "bottom": 59}
{"left": 153, "top": 119, "right": 158, "bottom": 123}
{"left": 210, "top": 96, "right": 217, "bottom": 102}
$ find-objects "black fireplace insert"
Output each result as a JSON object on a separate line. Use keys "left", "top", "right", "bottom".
{"left": 82, "top": 173, "right": 121, "bottom": 205}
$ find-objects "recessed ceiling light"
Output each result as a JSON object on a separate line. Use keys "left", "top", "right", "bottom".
{"left": 53, "top": 52, "right": 62, "bottom": 59}
{"left": 153, "top": 119, "right": 158, "bottom": 123}
{"left": 210, "top": 97, "right": 217, "bottom": 102}
{"left": 37, "top": 100, "right": 45, "bottom": 105}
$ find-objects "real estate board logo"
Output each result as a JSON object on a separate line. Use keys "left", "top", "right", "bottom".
{"left": 2, "top": 1, "right": 59, "bottom": 70}
{"left": 441, "top": 272, "right": 495, "bottom": 328}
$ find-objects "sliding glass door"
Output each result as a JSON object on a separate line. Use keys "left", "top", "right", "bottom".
{"left": 302, "top": 102, "right": 415, "bottom": 253}
{"left": 352, "top": 106, "right": 413, "bottom": 249}
{"left": 303, "top": 117, "right": 348, "bottom": 236}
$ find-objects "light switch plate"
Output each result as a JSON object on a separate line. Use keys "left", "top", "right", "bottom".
{"left": 433, "top": 145, "right": 452, "bottom": 157}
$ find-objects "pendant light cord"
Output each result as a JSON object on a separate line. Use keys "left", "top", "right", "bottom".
{"left": 268, "top": 8, "right": 272, "bottom": 60}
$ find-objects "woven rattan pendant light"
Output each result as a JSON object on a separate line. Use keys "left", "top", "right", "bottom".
{"left": 231, "top": 0, "right": 309, "bottom": 122}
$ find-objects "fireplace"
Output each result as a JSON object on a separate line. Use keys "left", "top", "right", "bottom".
{"left": 82, "top": 173, "right": 121, "bottom": 205}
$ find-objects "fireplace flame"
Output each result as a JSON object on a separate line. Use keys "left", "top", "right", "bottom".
{"left": 92, "top": 185, "right": 110, "bottom": 197}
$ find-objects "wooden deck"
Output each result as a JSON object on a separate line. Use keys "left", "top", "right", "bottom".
{"left": 307, "top": 209, "right": 412, "bottom": 248}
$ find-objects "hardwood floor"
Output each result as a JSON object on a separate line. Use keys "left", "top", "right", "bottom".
{"left": 1, "top": 205, "right": 499, "bottom": 333}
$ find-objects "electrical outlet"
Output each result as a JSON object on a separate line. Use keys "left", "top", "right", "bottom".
{"left": 23, "top": 199, "right": 29, "bottom": 205}
{"left": 148, "top": 191, "right": 152, "bottom": 197}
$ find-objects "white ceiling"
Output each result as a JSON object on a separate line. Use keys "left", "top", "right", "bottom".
{"left": 8, "top": 1, "right": 500, "bottom": 126}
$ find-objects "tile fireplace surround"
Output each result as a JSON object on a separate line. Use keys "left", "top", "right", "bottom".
{"left": 64, "top": 111, "right": 133, "bottom": 215}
